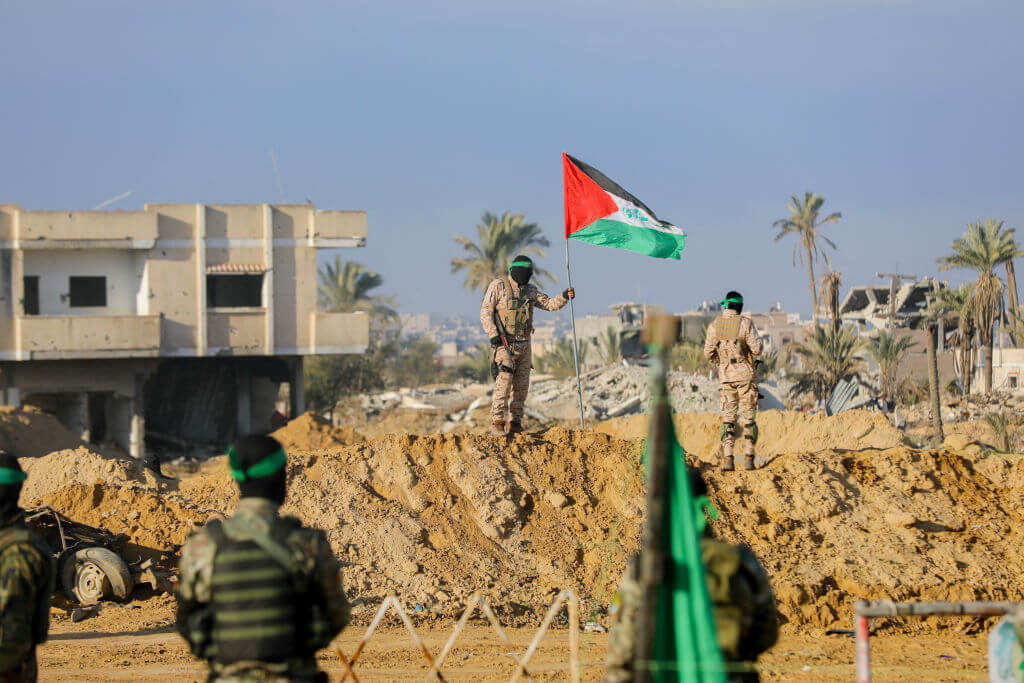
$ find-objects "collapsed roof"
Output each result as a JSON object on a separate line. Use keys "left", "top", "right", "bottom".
{"left": 839, "top": 278, "right": 944, "bottom": 329}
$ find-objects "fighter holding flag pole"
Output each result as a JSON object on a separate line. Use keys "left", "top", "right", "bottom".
{"left": 561, "top": 152, "right": 688, "bottom": 428}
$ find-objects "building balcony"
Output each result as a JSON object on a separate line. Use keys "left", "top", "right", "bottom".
{"left": 18, "top": 314, "right": 162, "bottom": 359}
{"left": 17, "top": 210, "right": 158, "bottom": 249}
{"left": 208, "top": 310, "right": 267, "bottom": 355}
{"left": 311, "top": 210, "right": 367, "bottom": 247}
{"left": 311, "top": 312, "right": 369, "bottom": 353}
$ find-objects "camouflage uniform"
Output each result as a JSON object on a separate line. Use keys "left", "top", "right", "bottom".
{"left": 703, "top": 310, "right": 763, "bottom": 466}
{"left": 0, "top": 510, "right": 55, "bottom": 683}
{"left": 603, "top": 540, "right": 778, "bottom": 683}
{"left": 480, "top": 276, "right": 569, "bottom": 428}
{"left": 176, "top": 498, "right": 350, "bottom": 682}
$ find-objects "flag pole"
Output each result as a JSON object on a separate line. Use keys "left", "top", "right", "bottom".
{"left": 565, "top": 238, "right": 586, "bottom": 429}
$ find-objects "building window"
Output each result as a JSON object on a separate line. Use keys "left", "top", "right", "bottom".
{"left": 23, "top": 276, "right": 39, "bottom": 315}
{"left": 207, "top": 274, "right": 264, "bottom": 308}
{"left": 68, "top": 276, "right": 107, "bottom": 307}
{"left": 1010, "top": 376, "right": 1019, "bottom": 389}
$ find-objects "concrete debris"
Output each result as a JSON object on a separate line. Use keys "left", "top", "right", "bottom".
{"left": 526, "top": 364, "right": 787, "bottom": 421}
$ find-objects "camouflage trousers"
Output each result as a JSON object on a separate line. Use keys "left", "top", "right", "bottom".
{"left": 491, "top": 341, "right": 532, "bottom": 424}
{"left": 0, "top": 652, "right": 37, "bottom": 683}
{"left": 720, "top": 380, "right": 758, "bottom": 457}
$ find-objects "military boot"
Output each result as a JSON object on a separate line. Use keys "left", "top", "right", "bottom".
{"left": 738, "top": 455, "right": 755, "bottom": 471}
{"left": 720, "top": 441, "right": 735, "bottom": 471}
{"left": 490, "top": 421, "right": 506, "bottom": 437}
{"left": 719, "top": 422, "right": 736, "bottom": 471}
{"left": 507, "top": 420, "right": 524, "bottom": 435}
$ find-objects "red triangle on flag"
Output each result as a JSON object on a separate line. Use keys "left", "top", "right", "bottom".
{"left": 563, "top": 152, "right": 618, "bottom": 239}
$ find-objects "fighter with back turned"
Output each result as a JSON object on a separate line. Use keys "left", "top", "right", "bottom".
{"left": 703, "top": 291, "right": 763, "bottom": 470}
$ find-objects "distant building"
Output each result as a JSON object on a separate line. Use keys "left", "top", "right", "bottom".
{"left": 0, "top": 203, "right": 369, "bottom": 458}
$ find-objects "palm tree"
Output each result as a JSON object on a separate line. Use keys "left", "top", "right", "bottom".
{"left": 935, "top": 284, "right": 976, "bottom": 396}
{"left": 867, "top": 330, "right": 918, "bottom": 403}
{"left": 450, "top": 211, "right": 553, "bottom": 292}
{"left": 317, "top": 257, "right": 398, "bottom": 322}
{"left": 536, "top": 337, "right": 582, "bottom": 379}
{"left": 921, "top": 296, "right": 945, "bottom": 442}
{"left": 592, "top": 327, "right": 621, "bottom": 366}
{"left": 772, "top": 193, "right": 842, "bottom": 327}
{"left": 819, "top": 270, "right": 843, "bottom": 334}
{"left": 937, "top": 219, "right": 1019, "bottom": 394}
{"left": 787, "top": 326, "right": 864, "bottom": 403}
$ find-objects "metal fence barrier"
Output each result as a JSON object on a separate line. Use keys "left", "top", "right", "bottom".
{"left": 336, "top": 589, "right": 581, "bottom": 682}
{"left": 854, "top": 599, "right": 1023, "bottom": 683}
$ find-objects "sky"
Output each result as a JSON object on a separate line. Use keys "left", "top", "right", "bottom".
{"left": 2, "top": 1, "right": 1023, "bottom": 319}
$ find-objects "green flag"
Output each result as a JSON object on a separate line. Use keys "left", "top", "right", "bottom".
{"left": 647, "top": 420, "right": 726, "bottom": 682}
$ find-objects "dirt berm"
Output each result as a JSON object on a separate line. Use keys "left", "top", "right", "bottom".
{"left": 18, "top": 409, "right": 1024, "bottom": 631}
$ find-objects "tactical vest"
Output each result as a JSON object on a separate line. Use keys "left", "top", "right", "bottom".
{"left": 205, "top": 515, "right": 324, "bottom": 665}
{"left": 712, "top": 314, "right": 753, "bottom": 367}
{"left": 0, "top": 522, "right": 55, "bottom": 647}
{"left": 498, "top": 279, "right": 534, "bottom": 338}
{"left": 700, "top": 538, "right": 775, "bottom": 661}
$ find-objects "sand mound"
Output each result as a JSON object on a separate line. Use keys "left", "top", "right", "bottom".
{"left": 18, "top": 447, "right": 157, "bottom": 503}
{"left": 0, "top": 405, "right": 94, "bottom": 459}
{"left": 596, "top": 409, "right": 906, "bottom": 458}
{"left": 21, "top": 407, "right": 1024, "bottom": 632}
{"left": 270, "top": 412, "right": 365, "bottom": 451}
{"left": 37, "top": 482, "right": 208, "bottom": 557}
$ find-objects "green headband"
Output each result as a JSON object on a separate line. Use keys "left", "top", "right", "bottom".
{"left": 228, "top": 446, "right": 287, "bottom": 482}
{"left": 721, "top": 296, "right": 743, "bottom": 306}
{"left": 0, "top": 467, "right": 27, "bottom": 485}
{"left": 509, "top": 261, "right": 533, "bottom": 269}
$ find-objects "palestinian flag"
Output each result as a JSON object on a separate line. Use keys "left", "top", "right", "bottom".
{"left": 563, "top": 152, "right": 687, "bottom": 260}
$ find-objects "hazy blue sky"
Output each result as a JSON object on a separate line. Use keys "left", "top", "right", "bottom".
{"left": 2, "top": 1, "right": 1022, "bottom": 318}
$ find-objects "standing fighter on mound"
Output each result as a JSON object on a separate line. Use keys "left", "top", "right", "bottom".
{"left": 480, "top": 255, "right": 575, "bottom": 436}
{"left": 704, "top": 291, "right": 763, "bottom": 470}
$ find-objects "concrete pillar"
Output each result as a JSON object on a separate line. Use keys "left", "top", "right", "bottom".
{"left": 236, "top": 365, "right": 252, "bottom": 437}
{"left": 290, "top": 357, "right": 305, "bottom": 418}
{"left": 72, "top": 392, "right": 90, "bottom": 442}
{"left": 129, "top": 374, "right": 145, "bottom": 461}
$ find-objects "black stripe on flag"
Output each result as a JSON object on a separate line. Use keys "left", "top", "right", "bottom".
{"left": 566, "top": 154, "right": 670, "bottom": 227}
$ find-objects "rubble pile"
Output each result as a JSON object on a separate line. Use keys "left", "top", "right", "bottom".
{"left": 527, "top": 364, "right": 787, "bottom": 421}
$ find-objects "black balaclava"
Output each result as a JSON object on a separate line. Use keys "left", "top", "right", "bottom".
{"left": 229, "top": 435, "right": 287, "bottom": 505}
{"left": 0, "top": 451, "right": 26, "bottom": 521}
{"left": 509, "top": 255, "right": 534, "bottom": 286}
{"left": 722, "top": 290, "right": 744, "bottom": 315}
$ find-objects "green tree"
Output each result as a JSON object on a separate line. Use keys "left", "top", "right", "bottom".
{"left": 937, "top": 219, "right": 1019, "bottom": 394}
{"left": 454, "top": 342, "right": 494, "bottom": 383}
{"left": 867, "top": 330, "right": 918, "bottom": 402}
{"left": 787, "top": 326, "right": 864, "bottom": 403}
{"left": 935, "top": 283, "right": 976, "bottom": 396}
{"left": 671, "top": 341, "right": 714, "bottom": 375}
{"left": 536, "top": 337, "right": 582, "bottom": 379}
{"left": 772, "top": 193, "right": 842, "bottom": 327}
{"left": 317, "top": 257, "right": 398, "bottom": 321}
{"left": 592, "top": 327, "right": 621, "bottom": 366}
{"left": 450, "top": 211, "right": 554, "bottom": 292}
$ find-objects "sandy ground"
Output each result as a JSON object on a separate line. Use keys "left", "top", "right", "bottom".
{"left": 38, "top": 621, "right": 990, "bottom": 681}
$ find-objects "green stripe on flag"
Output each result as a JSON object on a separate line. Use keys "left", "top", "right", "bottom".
{"left": 570, "top": 219, "right": 686, "bottom": 260}
{"left": 644, "top": 389, "right": 725, "bottom": 681}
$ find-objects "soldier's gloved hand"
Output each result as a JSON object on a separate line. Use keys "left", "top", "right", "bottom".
{"left": 490, "top": 336, "right": 502, "bottom": 348}
{"left": 564, "top": 288, "right": 575, "bottom": 299}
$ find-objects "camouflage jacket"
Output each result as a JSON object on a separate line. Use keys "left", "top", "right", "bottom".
{"left": 0, "top": 510, "right": 55, "bottom": 682}
{"left": 480, "top": 276, "right": 569, "bottom": 342}
{"left": 703, "top": 310, "right": 763, "bottom": 384}
{"left": 176, "top": 498, "right": 350, "bottom": 681}
{"left": 603, "top": 539, "right": 778, "bottom": 683}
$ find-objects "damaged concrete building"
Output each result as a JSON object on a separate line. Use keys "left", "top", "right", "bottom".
{"left": 0, "top": 203, "right": 369, "bottom": 458}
